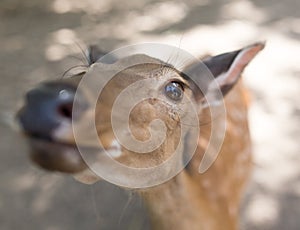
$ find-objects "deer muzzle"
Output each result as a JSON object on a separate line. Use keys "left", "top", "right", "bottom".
{"left": 17, "top": 80, "right": 90, "bottom": 173}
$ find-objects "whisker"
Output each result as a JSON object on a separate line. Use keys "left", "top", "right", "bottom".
{"left": 61, "top": 64, "right": 88, "bottom": 79}
{"left": 68, "top": 54, "right": 87, "bottom": 64}
{"left": 74, "top": 41, "right": 89, "bottom": 65}
{"left": 90, "top": 186, "right": 103, "bottom": 227}
{"left": 118, "top": 190, "right": 135, "bottom": 228}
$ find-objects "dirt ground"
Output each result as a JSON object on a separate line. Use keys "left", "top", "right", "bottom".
{"left": 0, "top": 0, "right": 299, "bottom": 229}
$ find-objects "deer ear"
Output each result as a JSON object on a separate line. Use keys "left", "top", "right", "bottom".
{"left": 203, "top": 42, "right": 265, "bottom": 97}
{"left": 86, "top": 45, "right": 107, "bottom": 65}
{"left": 183, "top": 43, "right": 265, "bottom": 107}
{"left": 87, "top": 45, "right": 117, "bottom": 65}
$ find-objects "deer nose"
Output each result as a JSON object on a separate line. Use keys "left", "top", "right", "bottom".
{"left": 18, "top": 82, "right": 87, "bottom": 138}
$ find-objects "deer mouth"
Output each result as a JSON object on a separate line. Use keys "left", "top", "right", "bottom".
{"left": 16, "top": 81, "right": 94, "bottom": 173}
{"left": 23, "top": 132, "right": 89, "bottom": 173}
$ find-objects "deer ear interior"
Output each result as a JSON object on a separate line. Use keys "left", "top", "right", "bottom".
{"left": 182, "top": 43, "right": 265, "bottom": 108}
{"left": 204, "top": 42, "right": 265, "bottom": 96}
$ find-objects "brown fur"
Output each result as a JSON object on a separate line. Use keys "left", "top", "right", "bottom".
{"left": 18, "top": 43, "right": 264, "bottom": 230}
{"left": 139, "top": 80, "right": 251, "bottom": 230}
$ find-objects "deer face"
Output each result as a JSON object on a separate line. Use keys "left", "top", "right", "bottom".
{"left": 17, "top": 55, "right": 199, "bottom": 183}
{"left": 17, "top": 43, "right": 264, "bottom": 186}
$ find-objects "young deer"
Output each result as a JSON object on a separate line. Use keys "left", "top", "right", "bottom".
{"left": 17, "top": 42, "right": 264, "bottom": 230}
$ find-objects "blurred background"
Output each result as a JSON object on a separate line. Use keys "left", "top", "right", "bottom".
{"left": 0, "top": 0, "right": 299, "bottom": 229}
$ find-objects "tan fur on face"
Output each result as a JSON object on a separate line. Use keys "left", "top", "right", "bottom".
{"left": 93, "top": 62, "right": 189, "bottom": 168}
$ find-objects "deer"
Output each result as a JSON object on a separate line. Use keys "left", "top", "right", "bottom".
{"left": 17, "top": 42, "right": 265, "bottom": 230}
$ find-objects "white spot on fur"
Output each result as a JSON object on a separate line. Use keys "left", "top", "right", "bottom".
{"left": 108, "top": 139, "right": 122, "bottom": 158}
{"left": 52, "top": 121, "right": 72, "bottom": 142}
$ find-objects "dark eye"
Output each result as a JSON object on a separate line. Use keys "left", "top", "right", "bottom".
{"left": 164, "top": 82, "right": 184, "bottom": 101}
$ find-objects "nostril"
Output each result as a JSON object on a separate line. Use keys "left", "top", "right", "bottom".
{"left": 57, "top": 102, "right": 73, "bottom": 120}
{"left": 56, "top": 87, "right": 88, "bottom": 121}
{"left": 18, "top": 82, "right": 88, "bottom": 136}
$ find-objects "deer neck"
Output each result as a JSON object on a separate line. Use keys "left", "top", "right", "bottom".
{"left": 138, "top": 170, "right": 237, "bottom": 230}
{"left": 137, "top": 95, "right": 252, "bottom": 230}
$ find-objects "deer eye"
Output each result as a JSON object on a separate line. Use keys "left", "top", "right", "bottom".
{"left": 164, "top": 81, "right": 184, "bottom": 101}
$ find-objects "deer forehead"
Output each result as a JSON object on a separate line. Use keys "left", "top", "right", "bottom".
{"left": 83, "top": 54, "right": 188, "bottom": 91}
{"left": 78, "top": 56, "right": 192, "bottom": 117}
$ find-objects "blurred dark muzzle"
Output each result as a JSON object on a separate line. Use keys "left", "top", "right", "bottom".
{"left": 16, "top": 81, "right": 89, "bottom": 173}
{"left": 17, "top": 81, "right": 87, "bottom": 139}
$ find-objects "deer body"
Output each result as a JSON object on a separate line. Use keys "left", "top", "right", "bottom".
{"left": 140, "top": 80, "right": 252, "bottom": 230}
{"left": 17, "top": 43, "right": 264, "bottom": 230}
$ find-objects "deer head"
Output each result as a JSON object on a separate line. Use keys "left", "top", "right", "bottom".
{"left": 17, "top": 42, "right": 264, "bottom": 229}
